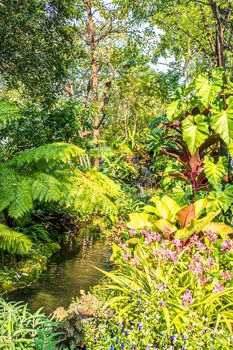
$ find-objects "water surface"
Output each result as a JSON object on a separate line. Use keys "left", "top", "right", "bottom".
{"left": 8, "top": 237, "right": 110, "bottom": 314}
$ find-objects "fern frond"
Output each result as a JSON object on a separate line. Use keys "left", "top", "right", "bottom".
{"left": 86, "top": 169, "right": 122, "bottom": 200}
{"left": 65, "top": 169, "right": 122, "bottom": 215}
{"left": 32, "top": 173, "right": 63, "bottom": 202}
{"left": 11, "top": 143, "right": 85, "bottom": 167}
{"left": 0, "top": 167, "right": 33, "bottom": 218}
{"left": 0, "top": 224, "right": 32, "bottom": 255}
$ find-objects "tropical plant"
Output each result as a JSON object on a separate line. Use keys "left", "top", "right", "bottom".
{"left": 0, "top": 142, "right": 123, "bottom": 255}
{"left": 127, "top": 195, "right": 233, "bottom": 241}
{"left": 92, "top": 226, "right": 233, "bottom": 344}
{"left": 58, "top": 222, "right": 233, "bottom": 349}
{"left": 0, "top": 299, "right": 62, "bottom": 349}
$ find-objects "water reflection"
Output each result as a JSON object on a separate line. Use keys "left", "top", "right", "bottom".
{"left": 8, "top": 238, "right": 110, "bottom": 314}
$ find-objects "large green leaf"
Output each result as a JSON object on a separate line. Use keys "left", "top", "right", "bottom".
{"left": 182, "top": 115, "right": 209, "bottom": 154}
{"left": 228, "top": 142, "right": 233, "bottom": 158}
{"left": 195, "top": 69, "right": 223, "bottom": 106}
{"left": 211, "top": 97, "right": 233, "bottom": 144}
{"left": 127, "top": 213, "right": 153, "bottom": 229}
{"left": 206, "top": 189, "right": 233, "bottom": 213}
{"left": 166, "top": 100, "right": 179, "bottom": 121}
{"left": 204, "top": 156, "right": 228, "bottom": 188}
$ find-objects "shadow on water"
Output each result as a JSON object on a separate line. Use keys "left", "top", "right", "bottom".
{"left": 8, "top": 236, "right": 111, "bottom": 315}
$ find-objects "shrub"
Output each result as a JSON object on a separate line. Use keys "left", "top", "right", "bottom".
{"left": 0, "top": 299, "right": 62, "bottom": 349}
{"left": 55, "top": 226, "right": 233, "bottom": 349}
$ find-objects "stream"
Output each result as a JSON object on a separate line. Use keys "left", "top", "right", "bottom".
{"left": 8, "top": 236, "right": 111, "bottom": 315}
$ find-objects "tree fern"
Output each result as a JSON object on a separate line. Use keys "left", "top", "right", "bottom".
{"left": 32, "top": 173, "right": 63, "bottom": 202}
{"left": 0, "top": 224, "right": 32, "bottom": 255}
{"left": 0, "top": 167, "right": 33, "bottom": 218}
{"left": 0, "top": 142, "right": 124, "bottom": 257}
{"left": 65, "top": 169, "right": 122, "bottom": 216}
{"left": 11, "top": 142, "right": 85, "bottom": 167}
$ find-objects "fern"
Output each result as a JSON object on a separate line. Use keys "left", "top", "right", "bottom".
{"left": 65, "top": 169, "right": 122, "bottom": 216}
{"left": 11, "top": 142, "right": 85, "bottom": 167}
{"left": 32, "top": 173, "right": 63, "bottom": 202}
{"left": 0, "top": 224, "right": 32, "bottom": 255}
{"left": 0, "top": 143, "right": 123, "bottom": 225}
{"left": 0, "top": 167, "right": 33, "bottom": 218}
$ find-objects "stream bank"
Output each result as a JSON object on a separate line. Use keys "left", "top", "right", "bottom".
{"left": 7, "top": 235, "right": 111, "bottom": 314}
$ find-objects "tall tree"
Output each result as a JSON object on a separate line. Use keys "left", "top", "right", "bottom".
{"left": 0, "top": 0, "right": 79, "bottom": 100}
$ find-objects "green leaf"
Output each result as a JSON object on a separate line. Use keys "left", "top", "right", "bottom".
{"left": 0, "top": 224, "right": 32, "bottom": 255}
{"left": 0, "top": 168, "right": 33, "bottom": 218}
{"left": 206, "top": 186, "right": 233, "bottom": 212}
{"left": 195, "top": 69, "right": 223, "bottom": 106}
{"left": 166, "top": 100, "right": 179, "bottom": 121}
{"left": 32, "top": 174, "right": 62, "bottom": 202}
{"left": 204, "top": 156, "right": 228, "bottom": 188}
{"left": 182, "top": 115, "right": 209, "bottom": 154}
{"left": 211, "top": 97, "right": 233, "bottom": 144}
{"left": 127, "top": 213, "right": 153, "bottom": 229}
{"left": 12, "top": 142, "right": 85, "bottom": 166}
{"left": 228, "top": 142, "right": 233, "bottom": 158}
{"left": 206, "top": 191, "right": 230, "bottom": 212}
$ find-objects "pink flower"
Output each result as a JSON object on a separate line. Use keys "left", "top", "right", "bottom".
{"left": 181, "top": 289, "right": 194, "bottom": 308}
{"left": 140, "top": 229, "right": 150, "bottom": 237}
{"left": 212, "top": 282, "right": 225, "bottom": 293}
{"left": 189, "top": 261, "right": 204, "bottom": 275}
{"left": 156, "top": 283, "right": 167, "bottom": 292}
{"left": 161, "top": 240, "right": 168, "bottom": 248}
{"left": 195, "top": 241, "right": 207, "bottom": 252}
{"left": 193, "top": 253, "right": 202, "bottom": 262}
{"left": 221, "top": 270, "right": 232, "bottom": 281}
{"left": 144, "top": 232, "right": 162, "bottom": 245}
{"left": 129, "top": 229, "right": 137, "bottom": 237}
{"left": 222, "top": 239, "right": 233, "bottom": 252}
{"left": 205, "top": 257, "right": 215, "bottom": 269}
{"left": 172, "top": 238, "right": 183, "bottom": 249}
{"left": 205, "top": 230, "right": 218, "bottom": 243}
{"left": 163, "top": 226, "right": 172, "bottom": 239}
{"left": 198, "top": 274, "right": 208, "bottom": 285}
{"left": 132, "top": 258, "right": 140, "bottom": 266}
{"left": 190, "top": 234, "right": 199, "bottom": 243}
{"left": 122, "top": 251, "right": 132, "bottom": 262}
{"left": 119, "top": 242, "right": 129, "bottom": 250}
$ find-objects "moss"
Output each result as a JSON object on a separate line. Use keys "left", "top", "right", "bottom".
{"left": 0, "top": 242, "right": 60, "bottom": 293}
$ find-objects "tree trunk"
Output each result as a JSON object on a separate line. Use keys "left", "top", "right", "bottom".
{"left": 209, "top": 0, "right": 227, "bottom": 109}
{"left": 86, "top": 0, "right": 100, "bottom": 167}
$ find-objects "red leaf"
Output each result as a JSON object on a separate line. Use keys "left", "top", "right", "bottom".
{"left": 176, "top": 204, "right": 195, "bottom": 228}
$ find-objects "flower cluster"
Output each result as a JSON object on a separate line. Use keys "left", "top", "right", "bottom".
{"left": 181, "top": 289, "right": 194, "bottom": 308}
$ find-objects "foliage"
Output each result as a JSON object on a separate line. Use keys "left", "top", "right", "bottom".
{"left": 55, "top": 225, "right": 233, "bottom": 349}
{"left": 0, "top": 242, "right": 60, "bottom": 292}
{"left": 127, "top": 195, "right": 233, "bottom": 241}
{"left": 0, "top": 299, "right": 62, "bottom": 349}
{"left": 0, "top": 224, "right": 32, "bottom": 256}
{"left": 0, "top": 142, "right": 123, "bottom": 255}
{"left": 0, "top": 0, "right": 78, "bottom": 100}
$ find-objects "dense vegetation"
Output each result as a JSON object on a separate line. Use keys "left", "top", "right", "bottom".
{"left": 0, "top": 0, "right": 232, "bottom": 349}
